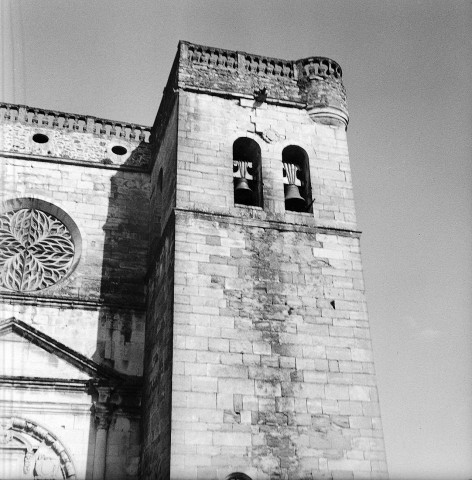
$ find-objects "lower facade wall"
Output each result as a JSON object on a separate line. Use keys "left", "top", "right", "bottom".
{"left": 0, "top": 389, "right": 94, "bottom": 479}
{"left": 0, "top": 387, "right": 141, "bottom": 480}
{"left": 168, "top": 211, "right": 388, "bottom": 480}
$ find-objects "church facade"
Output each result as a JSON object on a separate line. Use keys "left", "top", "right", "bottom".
{"left": 0, "top": 41, "right": 388, "bottom": 480}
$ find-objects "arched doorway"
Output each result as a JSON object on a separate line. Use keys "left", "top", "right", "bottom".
{"left": 0, "top": 417, "right": 76, "bottom": 479}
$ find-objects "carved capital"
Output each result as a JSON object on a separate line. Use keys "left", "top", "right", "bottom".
{"left": 95, "top": 413, "right": 112, "bottom": 430}
{"left": 92, "top": 403, "right": 112, "bottom": 430}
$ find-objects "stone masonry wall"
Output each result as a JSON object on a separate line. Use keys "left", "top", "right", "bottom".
{"left": 165, "top": 88, "right": 387, "bottom": 479}
{"left": 0, "top": 105, "right": 151, "bottom": 169}
{"left": 175, "top": 91, "right": 356, "bottom": 231}
{"left": 177, "top": 41, "right": 348, "bottom": 125}
{"left": 170, "top": 213, "right": 387, "bottom": 479}
{"left": 142, "top": 222, "right": 175, "bottom": 480}
{"left": 0, "top": 155, "right": 149, "bottom": 373}
{"left": 0, "top": 122, "right": 150, "bottom": 479}
{"left": 141, "top": 100, "right": 179, "bottom": 479}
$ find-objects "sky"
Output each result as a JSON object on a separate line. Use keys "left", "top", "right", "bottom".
{"left": 1, "top": 1, "right": 471, "bottom": 478}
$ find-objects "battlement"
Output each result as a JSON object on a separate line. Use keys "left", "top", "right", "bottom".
{"left": 175, "top": 41, "right": 349, "bottom": 126}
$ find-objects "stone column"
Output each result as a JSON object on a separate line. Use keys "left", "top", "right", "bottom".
{"left": 92, "top": 403, "right": 111, "bottom": 480}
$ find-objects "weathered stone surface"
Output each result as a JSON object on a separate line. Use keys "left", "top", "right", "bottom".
{"left": 140, "top": 41, "right": 386, "bottom": 480}
{"left": 177, "top": 42, "right": 348, "bottom": 127}
{"left": 0, "top": 40, "right": 386, "bottom": 480}
{"left": 0, "top": 106, "right": 149, "bottom": 478}
{"left": 0, "top": 103, "right": 151, "bottom": 167}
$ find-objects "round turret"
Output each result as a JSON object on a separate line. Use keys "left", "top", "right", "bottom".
{"left": 296, "top": 57, "right": 349, "bottom": 127}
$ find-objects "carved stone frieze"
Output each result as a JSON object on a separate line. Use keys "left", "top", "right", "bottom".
{"left": 0, "top": 416, "right": 76, "bottom": 479}
{"left": 260, "top": 128, "right": 284, "bottom": 144}
{"left": 33, "top": 442, "right": 63, "bottom": 479}
{"left": 0, "top": 418, "right": 14, "bottom": 444}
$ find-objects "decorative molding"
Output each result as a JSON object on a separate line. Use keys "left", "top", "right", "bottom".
{"left": 0, "top": 416, "right": 76, "bottom": 479}
{"left": 187, "top": 43, "right": 238, "bottom": 70}
{"left": 0, "top": 401, "right": 94, "bottom": 416}
{"left": 178, "top": 41, "right": 300, "bottom": 104}
{"left": 260, "top": 128, "right": 284, "bottom": 144}
{"left": 0, "top": 103, "right": 151, "bottom": 143}
{"left": 0, "top": 103, "right": 152, "bottom": 168}
{"left": 184, "top": 42, "right": 295, "bottom": 79}
{"left": 296, "top": 56, "right": 343, "bottom": 81}
{"left": 176, "top": 41, "right": 349, "bottom": 127}
{"left": 0, "top": 199, "right": 82, "bottom": 295}
{"left": 306, "top": 105, "right": 349, "bottom": 128}
{"left": 174, "top": 207, "right": 362, "bottom": 238}
{"left": 0, "top": 291, "right": 146, "bottom": 311}
{"left": 0, "top": 150, "right": 150, "bottom": 172}
{"left": 0, "top": 376, "right": 89, "bottom": 391}
{"left": 0, "top": 317, "right": 126, "bottom": 382}
{"left": 92, "top": 402, "right": 113, "bottom": 430}
{"left": 296, "top": 57, "right": 348, "bottom": 127}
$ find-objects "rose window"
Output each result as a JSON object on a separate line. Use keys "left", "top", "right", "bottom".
{"left": 0, "top": 208, "right": 75, "bottom": 292}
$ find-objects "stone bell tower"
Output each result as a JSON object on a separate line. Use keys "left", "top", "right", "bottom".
{"left": 141, "top": 41, "right": 388, "bottom": 480}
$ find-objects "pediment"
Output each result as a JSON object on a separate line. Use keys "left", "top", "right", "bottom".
{"left": 0, "top": 318, "right": 124, "bottom": 382}
{"left": 1, "top": 330, "right": 90, "bottom": 380}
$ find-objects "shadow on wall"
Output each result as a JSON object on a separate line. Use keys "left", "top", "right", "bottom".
{"left": 86, "top": 143, "right": 150, "bottom": 480}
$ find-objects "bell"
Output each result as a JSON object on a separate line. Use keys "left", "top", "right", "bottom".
{"left": 284, "top": 184, "right": 306, "bottom": 212}
{"left": 234, "top": 178, "right": 253, "bottom": 205}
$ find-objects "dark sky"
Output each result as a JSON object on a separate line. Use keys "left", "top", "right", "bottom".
{"left": 1, "top": 1, "right": 471, "bottom": 477}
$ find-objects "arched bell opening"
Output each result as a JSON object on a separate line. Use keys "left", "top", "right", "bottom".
{"left": 225, "top": 473, "right": 253, "bottom": 480}
{"left": 233, "top": 138, "right": 263, "bottom": 207}
{"left": 282, "top": 145, "right": 313, "bottom": 213}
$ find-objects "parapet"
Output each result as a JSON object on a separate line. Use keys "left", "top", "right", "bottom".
{"left": 0, "top": 103, "right": 152, "bottom": 169}
{"left": 176, "top": 41, "right": 348, "bottom": 127}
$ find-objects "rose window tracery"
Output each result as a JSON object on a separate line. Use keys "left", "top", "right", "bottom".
{"left": 0, "top": 208, "right": 75, "bottom": 292}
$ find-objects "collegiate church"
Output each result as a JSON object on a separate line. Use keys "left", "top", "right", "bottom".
{"left": 0, "top": 41, "right": 388, "bottom": 479}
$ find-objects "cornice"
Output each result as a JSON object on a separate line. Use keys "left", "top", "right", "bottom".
{"left": 0, "top": 292, "right": 146, "bottom": 311}
{"left": 0, "top": 150, "right": 150, "bottom": 172}
{"left": 174, "top": 207, "right": 362, "bottom": 238}
{"left": 0, "top": 376, "right": 89, "bottom": 391}
{"left": 0, "top": 317, "right": 127, "bottom": 382}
